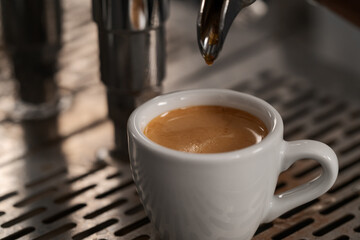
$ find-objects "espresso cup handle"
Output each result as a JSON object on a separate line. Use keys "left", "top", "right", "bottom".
{"left": 263, "top": 140, "right": 338, "bottom": 222}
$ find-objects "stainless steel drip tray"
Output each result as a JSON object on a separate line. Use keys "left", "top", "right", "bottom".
{"left": 0, "top": 71, "right": 360, "bottom": 240}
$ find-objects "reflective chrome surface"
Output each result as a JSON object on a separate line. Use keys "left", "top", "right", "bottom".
{"left": 197, "top": 0, "right": 255, "bottom": 64}
{"left": 0, "top": 0, "right": 62, "bottom": 108}
{"left": 92, "top": 0, "right": 169, "bottom": 155}
{"left": 92, "top": 0, "right": 169, "bottom": 31}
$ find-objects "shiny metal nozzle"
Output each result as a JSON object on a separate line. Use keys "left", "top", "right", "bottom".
{"left": 197, "top": 0, "right": 256, "bottom": 65}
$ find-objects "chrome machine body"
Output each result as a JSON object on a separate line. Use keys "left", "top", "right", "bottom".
{"left": 92, "top": 0, "right": 169, "bottom": 157}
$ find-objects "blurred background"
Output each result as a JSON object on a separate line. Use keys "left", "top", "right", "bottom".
{"left": 0, "top": 0, "right": 359, "bottom": 239}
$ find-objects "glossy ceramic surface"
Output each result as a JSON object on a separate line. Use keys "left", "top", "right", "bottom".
{"left": 127, "top": 89, "right": 338, "bottom": 240}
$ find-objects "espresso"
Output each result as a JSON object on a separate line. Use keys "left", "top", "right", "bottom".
{"left": 144, "top": 106, "right": 268, "bottom": 153}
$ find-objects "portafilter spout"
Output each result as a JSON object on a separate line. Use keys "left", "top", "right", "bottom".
{"left": 197, "top": 0, "right": 256, "bottom": 65}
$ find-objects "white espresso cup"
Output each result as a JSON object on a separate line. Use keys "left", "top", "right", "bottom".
{"left": 127, "top": 89, "right": 338, "bottom": 240}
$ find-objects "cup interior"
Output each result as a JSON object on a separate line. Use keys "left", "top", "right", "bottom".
{"left": 128, "top": 88, "right": 282, "bottom": 158}
{"left": 137, "top": 89, "right": 277, "bottom": 130}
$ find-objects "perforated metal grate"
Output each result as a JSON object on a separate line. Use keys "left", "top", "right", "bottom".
{"left": 0, "top": 0, "right": 359, "bottom": 239}
{"left": 233, "top": 72, "right": 360, "bottom": 240}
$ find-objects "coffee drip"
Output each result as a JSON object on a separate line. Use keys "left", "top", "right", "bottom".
{"left": 197, "top": 0, "right": 360, "bottom": 65}
{"left": 197, "top": 0, "right": 256, "bottom": 65}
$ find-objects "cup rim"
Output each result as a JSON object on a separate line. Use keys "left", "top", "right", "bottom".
{"left": 127, "top": 88, "right": 283, "bottom": 162}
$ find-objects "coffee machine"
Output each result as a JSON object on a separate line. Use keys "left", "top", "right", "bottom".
{"left": 0, "top": 0, "right": 360, "bottom": 239}
{"left": 91, "top": 0, "right": 168, "bottom": 159}
{"left": 0, "top": 0, "right": 62, "bottom": 119}
{"left": 1, "top": 0, "right": 359, "bottom": 158}
{"left": 0, "top": 0, "right": 169, "bottom": 159}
